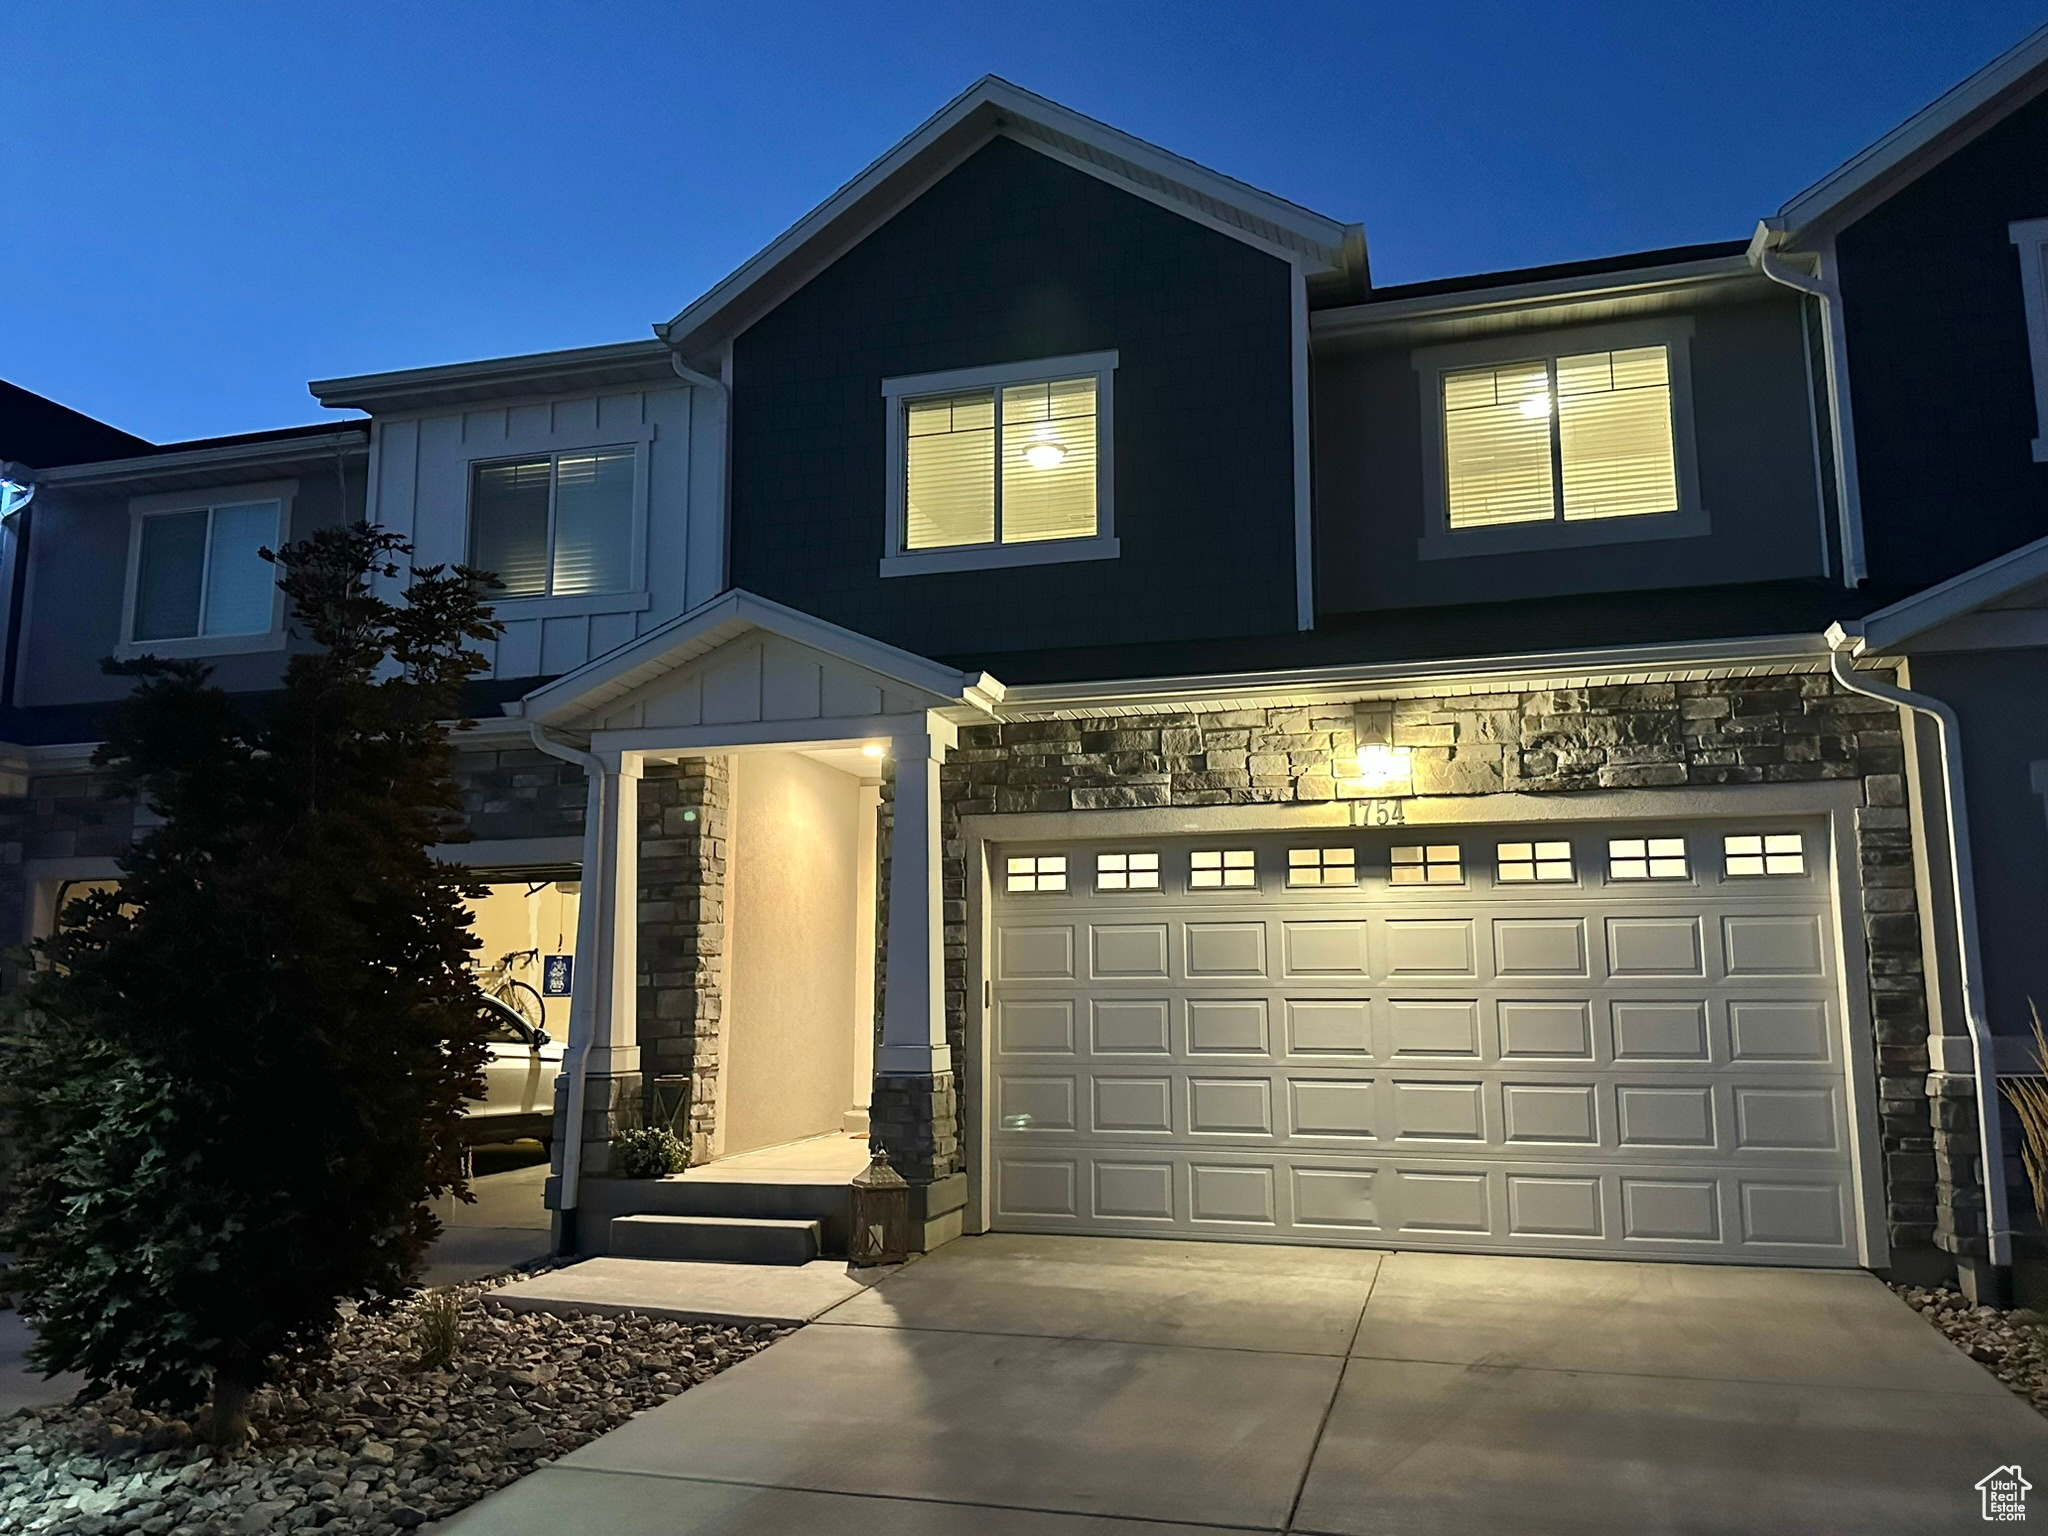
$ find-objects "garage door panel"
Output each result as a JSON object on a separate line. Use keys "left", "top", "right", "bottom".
{"left": 989, "top": 821, "right": 1857, "bottom": 1266}
{"left": 1185, "top": 921, "right": 1266, "bottom": 977}
{"left": 1091, "top": 998, "right": 1172, "bottom": 1054}
{"left": 1285, "top": 998, "right": 1373, "bottom": 1056}
{"left": 1498, "top": 1000, "right": 1596, "bottom": 1060}
{"left": 1387, "top": 998, "right": 1482, "bottom": 1057}
{"left": 1186, "top": 997, "right": 1270, "bottom": 1055}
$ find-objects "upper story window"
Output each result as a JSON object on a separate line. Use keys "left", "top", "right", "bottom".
{"left": 120, "top": 483, "right": 289, "bottom": 657}
{"left": 469, "top": 446, "right": 634, "bottom": 599}
{"left": 880, "top": 352, "right": 1119, "bottom": 578}
{"left": 2009, "top": 218, "right": 2048, "bottom": 462}
{"left": 1414, "top": 320, "right": 1704, "bottom": 560}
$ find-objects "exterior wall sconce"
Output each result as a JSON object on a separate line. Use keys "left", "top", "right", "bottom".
{"left": 1337, "top": 704, "right": 1413, "bottom": 795}
{"left": 848, "top": 1144, "right": 911, "bottom": 1266}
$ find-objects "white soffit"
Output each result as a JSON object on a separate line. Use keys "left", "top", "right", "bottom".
{"left": 1767, "top": 22, "right": 2048, "bottom": 246}
{"left": 994, "top": 635, "right": 1834, "bottom": 721}
{"left": 657, "top": 75, "right": 1357, "bottom": 359}
{"left": 513, "top": 588, "right": 1003, "bottom": 729}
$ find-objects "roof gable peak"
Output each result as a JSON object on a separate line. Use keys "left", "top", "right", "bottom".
{"left": 657, "top": 77, "right": 1361, "bottom": 359}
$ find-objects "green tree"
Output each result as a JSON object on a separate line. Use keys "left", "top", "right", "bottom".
{"left": 1, "top": 525, "right": 501, "bottom": 1445}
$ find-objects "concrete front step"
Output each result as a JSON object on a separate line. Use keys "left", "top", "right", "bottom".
{"left": 609, "top": 1213, "right": 823, "bottom": 1265}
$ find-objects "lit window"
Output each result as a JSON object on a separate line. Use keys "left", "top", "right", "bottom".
{"left": 1005, "top": 855, "right": 1068, "bottom": 894}
{"left": 1443, "top": 345, "right": 1677, "bottom": 529}
{"left": 1497, "top": 841, "right": 1574, "bottom": 882}
{"left": 1390, "top": 845, "right": 1462, "bottom": 885}
{"left": 903, "top": 376, "right": 1097, "bottom": 551}
{"left": 1287, "top": 847, "right": 1358, "bottom": 887}
{"left": 1096, "top": 852, "right": 1160, "bottom": 891}
{"left": 469, "top": 447, "right": 635, "bottom": 598}
{"left": 1190, "top": 850, "right": 1256, "bottom": 890}
{"left": 1725, "top": 833, "right": 1805, "bottom": 877}
{"left": 130, "top": 498, "right": 282, "bottom": 642}
{"left": 1609, "top": 837, "right": 1689, "bottom": 880}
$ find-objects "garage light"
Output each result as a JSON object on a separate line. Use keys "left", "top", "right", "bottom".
{"left": 1339, "top": 741, "right": 1412, "bottom": 793}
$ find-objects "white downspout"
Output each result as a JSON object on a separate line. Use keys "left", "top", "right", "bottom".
{"left": 1825, "top": 627, "right": 2011, "bottom": 1269}
{"left": 1755, "top": 238, "right": 1868, "bottom": 587}
{"left": 664, "top": 347, "right": 732, "bottom": 594}
{"left": 527, "top": 720, "right": 609, "bottom": 1253}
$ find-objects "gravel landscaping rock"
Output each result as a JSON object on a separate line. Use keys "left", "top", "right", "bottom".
{"left": 0, "top": 1279, "right": 791, "bottom": 1534}
{"left": 1895, "top": 1282, "right": 2048, "bottom": 1415}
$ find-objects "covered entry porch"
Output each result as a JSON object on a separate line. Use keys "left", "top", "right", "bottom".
{"left": 507, "top": 590, "right": 1002, "bottom": 1255}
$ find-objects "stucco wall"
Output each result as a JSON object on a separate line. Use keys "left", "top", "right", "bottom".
{"left": 721, "top": 752, "right": 863, "bottom": 1157}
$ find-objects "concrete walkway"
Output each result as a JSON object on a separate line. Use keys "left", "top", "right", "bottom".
{"left": 433, "top": 1237, "right": 2048, "bottom": 1534}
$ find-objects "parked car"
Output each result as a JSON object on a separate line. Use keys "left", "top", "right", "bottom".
{"left": 464, "top": 996, "right": 563, "bottom": 1147}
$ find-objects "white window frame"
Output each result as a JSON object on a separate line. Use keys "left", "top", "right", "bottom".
{"left": 2009, "top": 218, "right": 2048, "bottom": 462}
{"left": 879, "top": 351, "right": 1119, "bottom": 578}
{"left": 117, "top": 480, "right": 295, "bottom": 659}
{"left": 1412, "top": 317, "right": 1707, "bottom": 561}
{"left": 463, "top": 426, "right": 655, "bottom": 619}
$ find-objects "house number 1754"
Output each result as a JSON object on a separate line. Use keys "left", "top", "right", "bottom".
{"left": 1352, "top": 799, "right": 1406, "bottom": 827}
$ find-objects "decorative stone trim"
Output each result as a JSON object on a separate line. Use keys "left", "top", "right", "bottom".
{"left": 636, "top": 757, "right": 728, "bottom": 1161}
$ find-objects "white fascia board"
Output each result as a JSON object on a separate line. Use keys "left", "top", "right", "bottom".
{"left": 35, "top": 430, "right": 370, "bottom": 486}
{"left": 1312, "top": 255, "right": 1759, "bottom": 341}
{"left": 309, "top": 340, "right": 675, "bottom": 413}
{"left": 1769, "top": 23, "right": 2048, "bottom": 246}
{"left": 1850, "top": 532, "right": 2048, "bottom": 653}
{"left": 995, "top": 633, "right": 1832, "bottom": 719}
{"left": 657, "top": 75, "right": 1351, "bottom": 356}
{"left": 516, "top": 588, "right": 1000, "bottom": 727}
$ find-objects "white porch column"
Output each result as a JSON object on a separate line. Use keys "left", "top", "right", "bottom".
{"left": 570, "top": 750, "right": 642, "bottom": 1077}
{"left": 877, "top": 718, "right": 955, "bottom": 1076}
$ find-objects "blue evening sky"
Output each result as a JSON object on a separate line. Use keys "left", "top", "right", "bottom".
{"left": 3, "top": 1, "right": 2042, "bottom": 442}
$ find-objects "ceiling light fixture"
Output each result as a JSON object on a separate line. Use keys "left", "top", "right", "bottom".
{"left": 1023, "top": 426, "right": 1066, "bottom": 470}
{"left": 861, "top": 743, "right": 886, "bottom": 759}
{"left": 1518, "top": 392, "right": 1552, "bottom": 420}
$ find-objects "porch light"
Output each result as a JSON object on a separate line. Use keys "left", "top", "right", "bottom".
{"left": 861, "top": 743, "right": 886, "bottom": 759}
{"left": 1355, "top": 742, "right": 1413, "bottom": 788}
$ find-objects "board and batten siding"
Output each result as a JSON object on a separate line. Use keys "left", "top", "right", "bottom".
{"left": 368, "top": 385, "right": 723, "bottom": 683}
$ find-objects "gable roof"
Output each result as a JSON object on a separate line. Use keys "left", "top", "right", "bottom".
{"left": 1832, "top": 531, "right": 2048, "bottom": 653}
{"left": 1765, "top": 22, "right": 2048, "bottom": 246}
{"left": 657, "top": 75, "right": 1363, "bottom": 359}
{"left": 511, "top": 588, "right": 1004, "bottom": 729}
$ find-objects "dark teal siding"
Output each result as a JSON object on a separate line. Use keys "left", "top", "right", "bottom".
{"left": 728, "top": 137, "right": 1298, "bottom": 662}
{"left": 1837, "top": 91, "right": 2048, "bottom": 586}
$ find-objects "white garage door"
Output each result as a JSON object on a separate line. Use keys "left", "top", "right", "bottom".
{"left": 987, "top": 819, "right": 1862, "bottom": 1265}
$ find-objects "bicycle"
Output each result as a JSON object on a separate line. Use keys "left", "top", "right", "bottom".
{"left": 476, "top": 947, "right": 547, "bottom": 1035}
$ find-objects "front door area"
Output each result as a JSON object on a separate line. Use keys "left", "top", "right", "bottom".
{"left": 987, "top": 819, "right": 1864, "bottom": 1264}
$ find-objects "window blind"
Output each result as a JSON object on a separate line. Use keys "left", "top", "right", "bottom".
{"left": 470, "top": 457, "right": 552, "bottom": 596}
{"left": 1442, "top": 344, "right": 1678, "bottom": 529}
{"left": 1000, "top": 376, "right": 1097, "bottom": 543}
{"left": 1443, "top": 361, "right": 1555, "bottom": 528}
{"left": 552, "top": 447, "right": 634, "bottom": 595}
{"left": 906, "top": 393, "right": 997, "bottom": 549}
{"left": 201, "top": 501, "right": 280, "bottom": 635}
{"left": 1557, "top": 346, "right": 1677, "bottom": 520}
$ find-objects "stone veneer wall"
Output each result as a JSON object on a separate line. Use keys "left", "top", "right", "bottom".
{"left": 885, "top": 673, "right": 1963, "bottom": 1273}
{"left": 636, "top": 758, "right": 729, "bottom": 1158}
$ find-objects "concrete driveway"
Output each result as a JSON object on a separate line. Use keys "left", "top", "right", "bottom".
{"left": 436, "top": 1236, "right": 2048, "bottom": 1534}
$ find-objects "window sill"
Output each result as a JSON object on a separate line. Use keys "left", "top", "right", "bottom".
{"left": 879, "top": 535, "right": 1120, "bottom": 579}
{"left": 1416, "top": 508, "right": 1710, "bottom": 562}
{"left": 114, "top": 630, "right": 286, "bottom": 662}
{"left": 486, "top": 590, "right": 653, "bottom": 620}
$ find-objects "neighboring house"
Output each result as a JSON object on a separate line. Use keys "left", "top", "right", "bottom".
{"left": 5, "top": 31, "right": 2048, "bottom": 1298}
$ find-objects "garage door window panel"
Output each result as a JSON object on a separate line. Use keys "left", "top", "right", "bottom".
{"left": 1390, "top": 844, "right": 1463, "bottom": 885}
{"left": 1190, "top": 849, "right": 1258, "bottom": 891}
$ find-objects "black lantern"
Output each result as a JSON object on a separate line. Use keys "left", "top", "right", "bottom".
{"left": 848, "top": 1145, "right": 911, "bottom": 1266}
